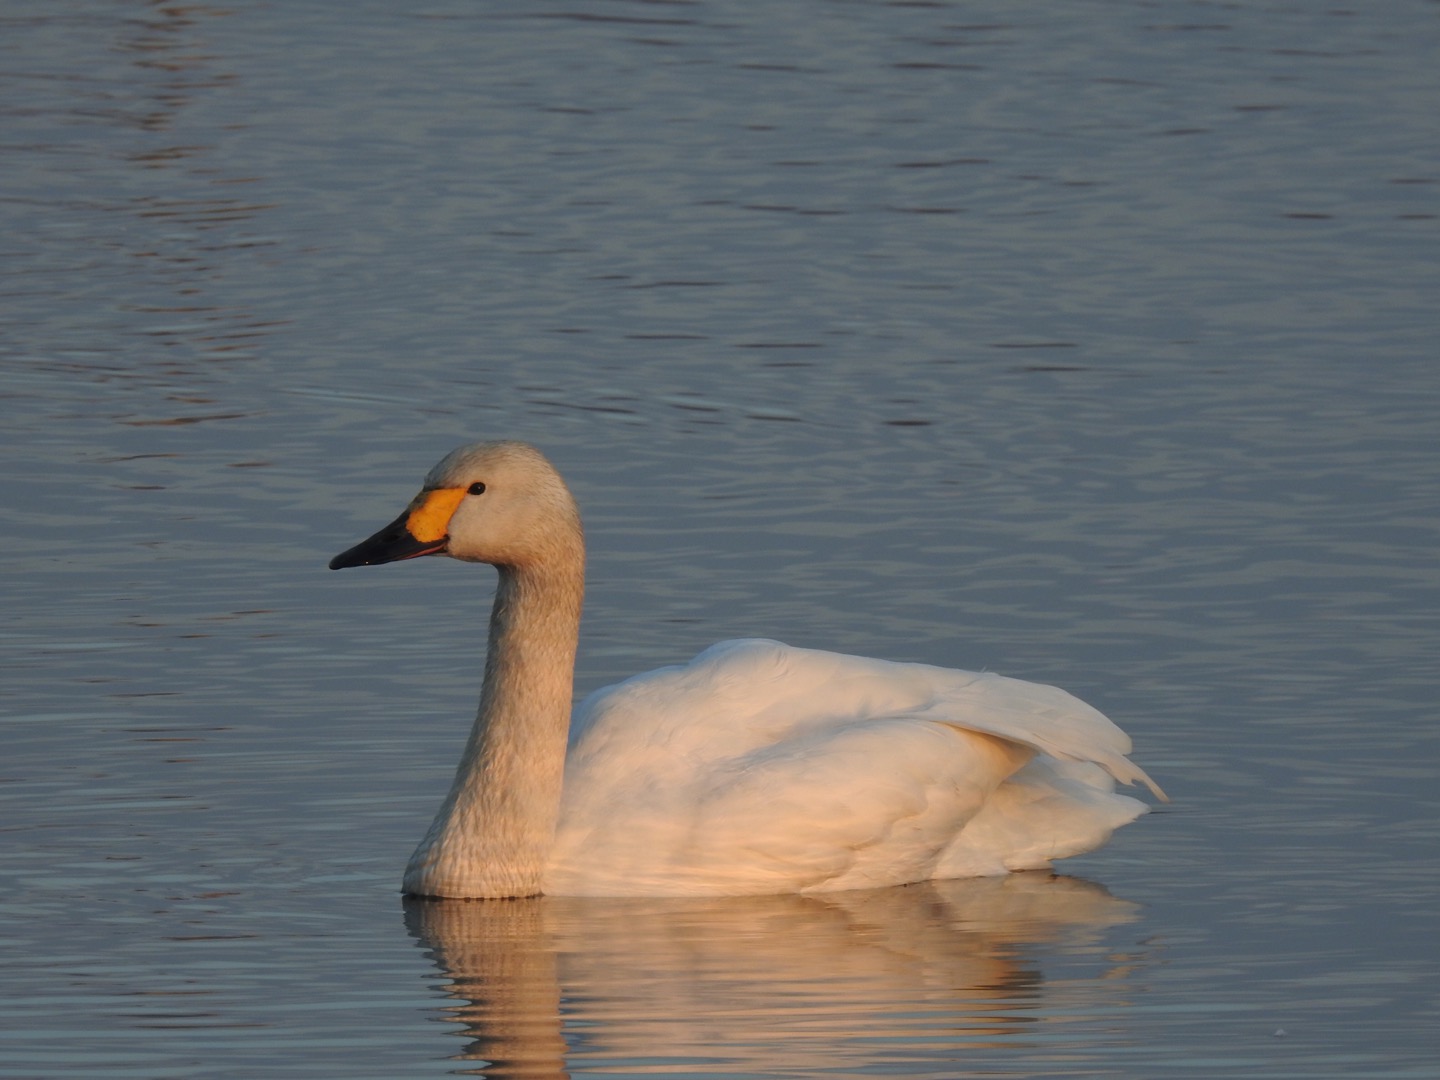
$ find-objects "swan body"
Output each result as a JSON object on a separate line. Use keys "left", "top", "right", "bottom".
{"left": 330, "top": 441, "right": 1164, "bottom": 899}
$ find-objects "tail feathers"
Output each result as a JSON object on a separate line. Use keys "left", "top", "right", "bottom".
{"left": 936, "top": 756, "right": 1150, "bottom": 878}
{"left": 1095, "top": 754, "right": 1169, "bottom": 803}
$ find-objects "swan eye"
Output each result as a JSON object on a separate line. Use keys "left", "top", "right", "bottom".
{"left": 467, "top": 482, "right": 487, "bottom": 496}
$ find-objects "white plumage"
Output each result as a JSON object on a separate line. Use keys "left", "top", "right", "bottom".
{"left": 330, "top": 441, "right": 1164, "bottom": 899}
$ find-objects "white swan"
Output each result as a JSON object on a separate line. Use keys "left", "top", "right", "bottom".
{"left": 330, "top": 440, "right": 1165, "bottom": 899}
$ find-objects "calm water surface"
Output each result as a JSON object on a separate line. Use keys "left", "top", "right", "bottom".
{"left": 3, "top": 1, "right": 1438, "bottom": 1077}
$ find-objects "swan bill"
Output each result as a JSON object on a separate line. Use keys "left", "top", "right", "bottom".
{"left": 331, "top": 487, "right": 471, "bottom": 569}
{"left": 329, "top": 509, "right": 448, "bottom": 569}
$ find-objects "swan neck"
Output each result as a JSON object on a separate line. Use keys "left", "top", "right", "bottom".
{"left": 404, "top": 550, "right": 583, "bottom": 899}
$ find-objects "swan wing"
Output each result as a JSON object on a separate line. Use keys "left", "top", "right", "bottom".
{"left": 569, "top": 640, "right": 1162, "bottom": 796}
{"left": 545, "top": 640, "right": 1158, "bottom": 896}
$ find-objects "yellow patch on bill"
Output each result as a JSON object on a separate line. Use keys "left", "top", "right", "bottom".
{"left": 406, "top": 487, "right": 467, "bottom": 543}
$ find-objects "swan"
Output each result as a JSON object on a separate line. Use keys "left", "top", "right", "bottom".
{"left": 330, "top": 440, "right": 1165, "bottom": 899}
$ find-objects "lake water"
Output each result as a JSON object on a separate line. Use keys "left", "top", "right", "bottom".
{"left": 3, "top": 1, "right": 1439, "bottom": 1076}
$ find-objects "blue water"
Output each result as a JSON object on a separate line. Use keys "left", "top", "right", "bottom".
{"left": 3, "top": 1, "right": 1438, "bottom": 1076}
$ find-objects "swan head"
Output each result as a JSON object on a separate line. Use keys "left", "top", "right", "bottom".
{"left": 329, "top": 441, "right": 582, "bottom": 571}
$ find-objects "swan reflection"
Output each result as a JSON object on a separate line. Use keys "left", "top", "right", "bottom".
{"left": 405, "top": 873, "right": 1146, "bottom": 1077}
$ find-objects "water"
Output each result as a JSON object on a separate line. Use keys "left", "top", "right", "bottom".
{"left": 3, "top": 1, "right": 1438, "bottom": 1076}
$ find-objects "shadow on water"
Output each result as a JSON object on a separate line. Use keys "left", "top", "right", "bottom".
{"left": 404, "top": 874, "right": 1147, "bottom": 1078}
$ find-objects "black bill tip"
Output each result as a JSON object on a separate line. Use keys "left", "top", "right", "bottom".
{"left": 330, "top": 510, "right": 447, "bottom": 570}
